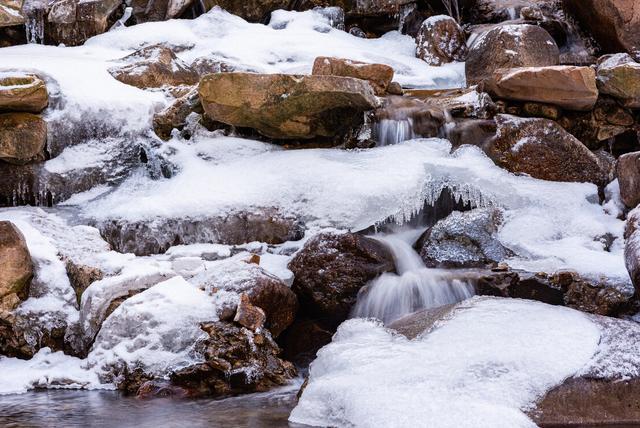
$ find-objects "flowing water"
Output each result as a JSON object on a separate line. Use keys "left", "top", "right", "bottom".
{"left": 352, "top": 229, "right": 475, "bottom": 324}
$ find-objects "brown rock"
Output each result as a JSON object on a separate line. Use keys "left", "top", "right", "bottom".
{"left": 521, "top": 102, "right": 560, "bottom": 120}
{"left": 0, "top": 112, "right": 47, "bottom": 165}
{"left": 386, "top": 81, "right": 403, "bottom": 95}
{"left": 415, "top": 15, "right": 466, "bottom": 66}
{"left": 234, "top": 293, "right": 266, "bottom": 331}
{"left": 312, "top": 56, "right": 394, "bottom": 96}
{"left": 466, "top": 24, "right": 559, "bottom": 86}
{"left": 46, "top": 0, "right": 123, "bottom": 46}
{"left": 617, "top": 152, "right": 640, "bottom": 208}
{"left": 109, "top": 44, "right": 199, "bottom": 89}
{"left": 152, "top": 86, "right": 203, "bottom": 140}
{"left": 563, "top": 0, "right": 640, "bottom": 61}
{"left": 488, "top": 66, "right": 598, "bottom": 111}
{"left": 203, "top": 0, "right": 289, "bottom": 22}
{"left": 64, "top": 257, "right": 104, "bottom": 306}
{"left": 487, "top": 114, "right": 610, "bottom": 185}
{"left": 199, "top": 72, "right": 378, "bottom": 141}
{"left": 0, "top": 73, "right": 48, "bottom": 113}
{"left": 625, "top": 207, "right": 640, "bottom": 291}
{"left": 0, "top": 0, "right": 25, "bottom": 27}
{"left": 288, "top": 232, "right": 394, "bottom": 325}
{"left": 279, "top": 318, "right": 333, "bottom": 365}
{"left": 0, "top": 221, "right": 32, "bottom": 311}
{"left": 190, "top": 56, "right": 235, "bottom": 77}
{"left": 597, "top": 53, "right": 640, "bottom": 109}
{"left": 246, "top": 279, "right": 297, "bottom": 337}
{"left": 131, "top": 0, "right": 193, "bottom": 22}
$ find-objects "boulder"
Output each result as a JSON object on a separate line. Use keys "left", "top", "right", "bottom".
{"left": 233, "top": 293, "right": 266, "bottom": 331}
{"left": 0, "top": 221, "right": 32, "bottom": 311}
{"left": 153, "top": 86, "right": 203, "bottom": 140}
{"left": 131, "top": 0, "right": 194, "bottom": 22}
{"left": 466, "top": 24, "right": 559, "bottom": 86}
{"left": 0, "top": 113, "right": 47, "bottom": 165}
{"left": 190, "top": 56, "right": 235, "bottom": 77}
{"left": 203, "top": 0, "right": 289, "bottom": 22}
{"left": 0, "top": 0, "right": 24, "bottom": 27}
{"left": 415, "top": 15, "right": 467, "bottom": 66}
{"left": 311, "top": 56, "right": 394, "bottom": 96}
{"left": 288, "top": 232, "right": 394, "bottom": 325}
{"left": 617, "top": 152, "right": 640, "bottom": 208}
{"left": 199, "top": 72, "right": 378, "bottom": 141}
{"left": 624, "top": 207, "right": 640, "bottom": 291}
{"left": 46, "top": 0, "right": 124, "bottom": 46}
{"left": 597, "top": 53, "right": 640, "bottom": 109}
{"left": 563, "top": 0, "right": 640, "bottom": 61}
{"left": 108, "top": 44, "right": 199, "bottom": 89}
{"left": 0, "top": 73, "right": 49, "bottom": 113}
{"left": 487, "top": 66, "right": 598, "bottom": 111}
{"left": 487, "top": 114, "right": 610, "bottom": 185}
{"left": 417, "top": 208, "right": 508, "bottom": 268}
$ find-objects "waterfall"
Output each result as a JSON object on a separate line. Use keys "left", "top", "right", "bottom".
{"left": 373, "top": 118, "right": 416, "bottom": 146}
{"left": 351, "top": 229, "right": 475, "bottom": 324}
{"left": 23, "top": 0, "right": 47, "bottom": 44}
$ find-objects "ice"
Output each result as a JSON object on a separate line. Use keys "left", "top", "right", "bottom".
{"left": 290, "top": 297, "right": 600, "bottom": 428}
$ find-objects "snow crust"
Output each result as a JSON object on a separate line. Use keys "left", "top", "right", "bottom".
{"left": 291, "top": 297, "right": 600, "bottom": 428}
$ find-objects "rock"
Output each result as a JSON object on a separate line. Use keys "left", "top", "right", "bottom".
{"left": 131, "top": 0, "right": 194, "bottom": 22}
{"left": 388, "top": 304, "right": 457, "bottom": 339}
{"left": 0, "top": 0, "right": 25, "bottom": 27}
{"left": 597, "top": 53, "right": 640, "bottom": 109}
{"left": 233, "top": 293, "right": 266, "bottom": 331}
{"left": 0, "top": 73, "right": 48, "bottom": 113}
{"left": 563, "top": 0, "right": 640, "bottom": 61}
{"left": 311, "top": 56, "right": 394, "bottom": 96}
{"left": 96, "top": 209, "right": 305, "bottom": 256}
{"left": 521, "top": 102, "right": 560, "bottom": 120}
{"left": 466, "top": 24, "right": 559, "bottom": 86}
{"left": 0, "top": 113, "right": 47, "bottom": 165}
{"left": 190, "top": 56, "right": 235, "bottom": 77}
{"left": 487, "top": 66, "right": 598, "bottom": 111}
{"left": 0, "top": 221, "right": 32, "bottom": 311}
{"left": 64, "top": 257, "right": 104, "bottom": 305}
{"left": 153, "top": 86, "right": 203, "bottom": 140}
{"left": 463, "top": 0, "right": 557, "bottom": 23}
{"left": 447, "top": 119, "right": 497, "bottom": 151}
{"left": 617, "top": 152, "right": 640, "bottom": 208}
{"left": 417, "top": 208, "right": 508, "bottom": 268}
{"left": 415, "top": 15, "right": 467, "bottom": 66}
{"left": 386, "top": 81, "right": 403, "bottom": 95}
{"left": 108, "top": 44, "right": 199, "bottom": 89}
{"left": 46, "top": 0, "right": 124, "bottom": 46}
{"left": 625, "top": 207, "right": 640, "bottom": 291}
{"left": 167, "top": 321, "right": 297, "bottom": 397}
{"left": 278, "top": 317, "right": 333, "bottom": 365}
{"left": 203, "top": 0, "right": 289, "bottom": 22}
{"left": 199, "top": 72, "right": 378, "bottom": 141}
{"left": 487, "top": 114, "right": 610, "bottom": 185}
{"left": 288, "top": 232, "right": 394, "bottom": 325}
{"left": 373, "top": 95, "right": 445, "bottom": 141}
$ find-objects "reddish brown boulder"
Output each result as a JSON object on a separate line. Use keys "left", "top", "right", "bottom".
{"left": 312, "top": 56, "right": 394, "bottom": 96}
{"left": 625, "top": 207, "right": 640, "bottom": 291}
{"left": 597, "top": 53, "right": 640, "bottom": 108}
{"left": 617, "top": 152, "right": 640, "bottom": 208}
{"left": 0, "top": 113, "right": 47, "bottom": 165}
{"left": 234, "top": 293, "right": 266, "bottom": 331}
{"left": 46, "top": 0, "right": 123, "bottom": 46}
{"left": 415, "top": 15, "right": 466, "bottom": 66}
{"left": 0, "top": 73, "right": 48, "bottom": 113}
{"left": 0, "top": 221, "right": 32, "bottom": 312}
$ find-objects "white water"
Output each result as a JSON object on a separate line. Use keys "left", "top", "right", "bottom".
{"left": 23, "top": 0, "right": 46, "bottom": 44}
{"left": 352, "top": 229, "right": 475, "bottom": 324}
{"left": 373, "top": 118, "right": 416, "bottom": 146}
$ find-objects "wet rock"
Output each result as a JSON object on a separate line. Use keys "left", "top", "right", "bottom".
{"left": 487, "top": 114, "right": 610, "bottom": 185}
{"left": 417, "top": 208, "right": 508, "bottom": 268}
{"left": 96, "top": 209, "right": 304, "bottom": 256}
{"left": 167, "top": 321, "right": 297, "bottom": 398}
{"left": 373, "top": 95, "right": 445, "bottom": 141}
{"left": 288, "top": 232, "right": 394, "bottom": 326}
{"left": 202, "top": 0, "right": 289, "bottom": 22}
{"left": 0, "top": 73, "right": 48, "bottom": 113}
{"left": 0, "top": 112, "right": 47, "bottom": 165}
{"left": 521, "top": 102, "right": 560, "bottom": 120}
{"left": 46, "top": 0, "right": 124, "bottom": 46}
{"left": 597, "top": 53, "right": 640, "bottom": 109}
{"left": 0, "top": 221, "right": 32, "bottom": 311}
{"left": 388, "top": 304, "right": 457, "bottom": 339}
{"left": 311, "top": 56, "right": 394, "bottom": 96}
{"left": 617, "top": 152, "right": 640, "bottom": 209}
{"left": 278, "top": 317, "right": 333, "bottom": 366}
{"left": 199, "top": 72, "right": 378, "bottom": 141}
{"left": 563, "top": 0, "right": 640, "bottom": 61}
{"left": 447, "top": 119, "right": 497, "bottom": 151}
{"left": 153, "top": 86, "right": 203, "bottom": 140}
{"left": 131, "top": 0, "right": 193, "bottom": 23}
{"left": 386, "top": 81, "right": 403, "bottom": 95}
{"left": 0, "top": 1, "right": 25, "bottom": 27}
{"left": 415, "top": 15, "right": 466, "bottom": 66}
{"left": 466, "top": 24, "right": 559, "bottom": 86}
{"left": 233, "top": 293, "right": 266, "bottom": 331}
{"left": 625, "top": 207, "right": 640, "bottom": 292}
{"left": 108, "top": 44, "right": 199, "bottom": 90}
{"left": 487, "top": 66, "right": 598, "bottom": 111}
{"left": 462, "top": 0, "right": 557, "bottom": 24}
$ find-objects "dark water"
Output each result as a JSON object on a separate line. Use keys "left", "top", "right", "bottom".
{"left": 0, "top": 382, "right": 306, "bottom": 428}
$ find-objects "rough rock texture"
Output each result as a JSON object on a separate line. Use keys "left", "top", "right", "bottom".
{"left": 488, "top": 66, "right": 598, "bottom": 111}
{"left": 198, "top": 72, "right": 378, "bottom": 141}
{"left": 46, "top": 0, "right": 123, "bottom": 46}
{"left": 0, "top": 73, "right": 49, "bottom": 113}
{"left": 153, "top": 86, "right": 203, "bottom": 140}
{"left": 190, "top": 56, "right": 235, "bottom": 77}
{"left": 0, "top": 0, "right": 25, "bottom": 27}
{"left": 96, "top": 210, "right": 304, "bottom": 256}
{"left": 311, "top": 56, "right": 394, "bottom": 96}
{"left": 415, "top": 15, "right": 466, "bottom": 66}
{"left": 288, "top": 232, "right": 394, "bottom": 325}
{"left": 203, "top": 0, "right": 290, "bottom": 22}
{"left": 131, "top": 0, "right": 194, "bottom": 22}
{"left": 233, "top": 293, "right": 266, "bottom": 331}
{"left": 278, "top": 317, "right": 333, "bottom": 365}
{"left": 487, "top": 114, "right": 610, "bottom": 185}
{"left": 0, "top": 221, "right": 32, "bottom": 311}
{"left": 0, "top": 113, "right": 47, "bottom": 165}
{"left": 164, "top": 321, "right": 297, "bottom": 398}
{"left": 466, "top": 24, "right": 559, "bottom": 86}
{"left": 64, "top": 257, "right": 104, "bottom": 305}
{"left": 617, "top": 152, "right": 640, "bottom": 208}
{"left": 417, "top": 208, "right": 508, "bottom": 268}
{"left": 108, "top": 44, "right": 199, "bottom": 89}
{"left": 563, "top": 0, "right": 640, "bottom": 61}
{"left": 597, "top": 53, "right": 640, "bottom": 109}
{"left": 625, "top": 207, "right": 640, "bottom": 292}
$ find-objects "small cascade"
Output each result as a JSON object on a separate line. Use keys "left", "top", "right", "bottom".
{"left": 23, "top": 0, "right": 47, "bottom": 44}
{"left": 373, "top": 118, "right": 416, "bottom": 146}
{"left": 351, "top": 229, "right": 475, "bottom": 324}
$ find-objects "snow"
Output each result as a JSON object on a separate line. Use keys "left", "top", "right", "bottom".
{"left": 291, "top": 297, "right": 601, "bottom": 428}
